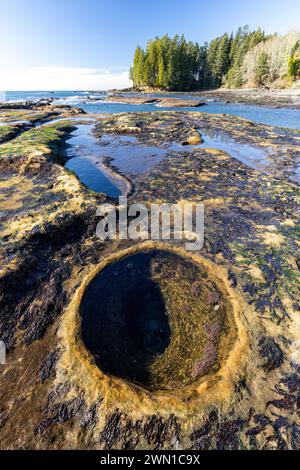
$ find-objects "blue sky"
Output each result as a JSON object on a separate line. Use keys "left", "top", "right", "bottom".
{"left": 0, "top": 0, "right": 299, "bottom": 90}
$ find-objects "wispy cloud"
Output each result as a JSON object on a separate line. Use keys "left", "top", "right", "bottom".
{"left": 0, "top": 66, "right": 131, "bottom": 90}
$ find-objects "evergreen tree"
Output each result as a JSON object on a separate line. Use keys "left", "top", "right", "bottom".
{"left": 132, "top": 46, "right": 145, "bottom": 87}
{"left": 214, "top": 33, "right": 231, "bottom": 85}
{"left": 206, "top": 37, "right": 220, "bottom": 87}
{"left": 288, "top": 40, "right": 300, "bottom": 80}
{"left": 254, "top": 52, "right": 270, "bottom": 86}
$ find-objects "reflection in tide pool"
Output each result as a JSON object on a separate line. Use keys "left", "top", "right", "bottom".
{"left": 65, "top": 125, "right": 122, "bottom": 197}
{"left": 169, "top": 129, "right": 272, "bottom": 172}
{"left": 64, "top": 125, "right": 169, "bottom": 196}
{"left": 64, "top": 123, "right": 299, "bottom": 194}
{"left": 200, "top": 129, "right": 299, "bottom": 184}
{"left": 99, "top": 134, "right": 168, "bottom": 175}
{"left": 202, "top": 130, "right": 277, "bottom": 174}
{"left": 169, "top": 129, "right": 299, "bottom": 184}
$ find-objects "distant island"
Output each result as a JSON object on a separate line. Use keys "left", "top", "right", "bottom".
{"left": 130, "top": 26, "right": 300, "bottom": 91}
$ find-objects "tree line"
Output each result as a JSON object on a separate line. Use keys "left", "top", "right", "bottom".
{"left": 130, "top": 27, "right": 300, "bottom": 90}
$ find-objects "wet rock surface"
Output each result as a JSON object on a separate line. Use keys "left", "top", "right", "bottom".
{"left": 0, "top": 98, "right": 55, "bottom": 110}
{"left": 194, "top": 88, "right": 300, "bottom": 109}
{"left": 94, "top": 111, "right": 300, "bottom": 183}
{"left": 0, "top": 98, "right": 84, "bottom": 114}
{"left": 0, "top": 105, "right": 299, "bottom": 449}
{"left": 106, "top": 95, "right": 158, "bottom": 105}
{"left": 157, "top": 98, "right": 206, "bottom": 108}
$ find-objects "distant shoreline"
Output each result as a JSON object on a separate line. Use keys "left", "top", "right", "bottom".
{"left": 110, "top": 86, "right": 300, "bottom": 109}
{"left": 2, "top": 88, "right": 300, "bottom": 112}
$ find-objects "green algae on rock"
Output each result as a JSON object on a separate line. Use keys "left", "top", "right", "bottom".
{"left": 0, "top": 124, "right": 26, "bottom": 144}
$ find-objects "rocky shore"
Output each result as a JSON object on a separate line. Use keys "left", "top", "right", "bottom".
{"left": 106, "top": 94, "right": 206, "bottom": 107}
{"left": 0, "top": 103, "right": 299, "bottom": 450}
{"left": 194, "top": 87, "right": 300, "bottom": 109}
{"left": 116, "top": 86, "right": 300, "bottom": 109}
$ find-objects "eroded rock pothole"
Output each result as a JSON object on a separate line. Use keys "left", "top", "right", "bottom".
{"left": 80, "top": 249, "right": 238, "bottom": 390}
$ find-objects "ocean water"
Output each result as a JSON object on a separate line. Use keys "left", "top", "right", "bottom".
{"left": 1, "top": 90, "right": 300, "bottom": 130}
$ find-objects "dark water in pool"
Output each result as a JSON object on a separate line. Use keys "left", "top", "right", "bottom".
{"left": 64, "top": 124, "right": 169, "bottom": 195}
{"left": 80, "top": 252, "right": 171, "bottom": 387}
{"left": 64, "top": 124, "right": 122, "bottom": 196}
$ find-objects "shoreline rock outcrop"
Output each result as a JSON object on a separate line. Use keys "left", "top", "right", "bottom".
{"left": 106, "top": 94, "right": 206, "bottom": 108}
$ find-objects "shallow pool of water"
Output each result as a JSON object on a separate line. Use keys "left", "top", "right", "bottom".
{"left": 64, "top": 123, "right": 299, "bottom": 190}
{"left": 80, "top": 251, "right": 172, "bottom": 388}
{"left": 170, "top": 129, "right": 273, "bottom": 170}
{"left": 64, "top": 124, "right": 170, "bottom": 194}
{"left": 201, "top": 129, "right": 299, "bottom": 183}
{"left": 64, "top": 125, "right": 122, "bottom": 196}
{"left": 168, "top": 128, "right": 300, "bottom": 184}
{"left": 54, "top": 121, "right": 170, "bottom": 195}
{"left": 98, "top": 134, "right": 168, "bottom": 175}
